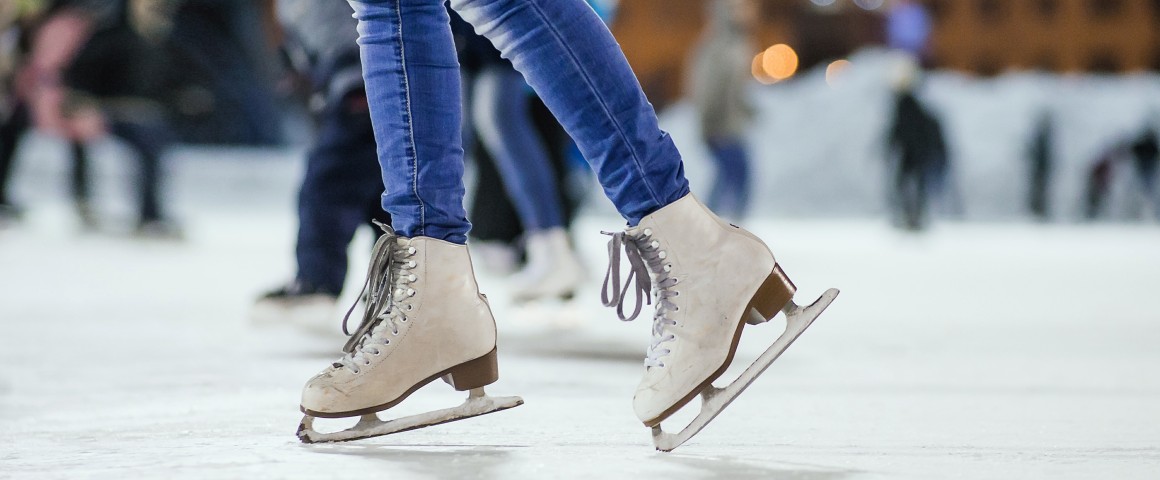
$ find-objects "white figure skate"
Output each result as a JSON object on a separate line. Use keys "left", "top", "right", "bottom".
{"left": 509, "top": 228, "right": 586, "bottom": 303}
{"left": 602, "top": 194, "right": 838, "bottom": 451}
{"left": 297, "top": 225, "right": 523, "bottom": 444}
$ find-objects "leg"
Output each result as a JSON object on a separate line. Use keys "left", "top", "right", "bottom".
{"left": 254, "top": 89, "right": 388, "bottom": 333}
{"left": 109, "top": 121, "right": 169, "bottom": 226}
{"left": 472, "top": 65, "right": 563, "bottom": 231}
{"left": 472, "top": 65, "right": 583, "bottom": 301}
{"left": 451, "top": 0, "right": 689, "bottom": 224}
{"left": 350, "top": 0, "right": 469, "bottom": 244}
{"left": 70, "top": 142, "right": 97, "bottom": 227}
{"left": 706, "top": 138, "right": 751, "bottom": 219}
{"left": 467, "top": 137, "right": 524, "bottom": 244}
{"left": 300, "top": 0, "right": 522, "bottom": 442}
{"left": 0, "top": 103, "right": 30, "bottom": 211}
{"left": 448, "top": 0, "right": 834, "bottom": 450}
{"left": 466, "top": 136, "right": 524, "bottom": 275}
{"left": 295, "top": 89, "right": 384, "bottom": 295}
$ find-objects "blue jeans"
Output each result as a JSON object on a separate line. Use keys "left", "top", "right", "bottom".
{"left": 706, "top": 137, "right": 752, "bottom": 219}
{"left": 296, "top": 89, "right": 390, "bottom": 294}
{"left": 348, "top": 0, "right": 689, "bottom": 244}
{"left": 471, "top": 65, "right": 562, "bottom": 231}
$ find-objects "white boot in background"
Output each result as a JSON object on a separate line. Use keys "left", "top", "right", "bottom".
{"left": 602, "top": 194, "right": 838, "bottom": 451}
{"left": 468, "top": 239, "right": 520, "bottom": 276}
{"left": 297, "top": 228, "right": 522, "bottom": 443}
{"left": 509, "top": 227, "right": 586, "bottom": 303}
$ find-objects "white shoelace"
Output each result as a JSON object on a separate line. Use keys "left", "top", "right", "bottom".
{"left": 337, "top": 223, "right": 418, "bottom": 374}
{"left": 602, "top": 228, "right": 681, "bottom": 368}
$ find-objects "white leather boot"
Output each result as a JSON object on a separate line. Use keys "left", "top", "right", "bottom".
{"left": 509, "top": 227, "right": 586, "bottom": 302}
{"left": 601, "top": 194, "right": 798, "bottom": 426}
{"left": 300, "top": 233, "right": 501, "bottom": 418}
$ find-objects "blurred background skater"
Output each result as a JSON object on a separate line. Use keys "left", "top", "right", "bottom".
{"left": 1027, "top": 111, "right": 1055, "bottom": 221}
{"left": 1084, "top": 140, "right": 1123, "bottom": 220}
{"left": 0, "top": 3, "right": 94, "bottom": 227}
{"left": 252, "top": 0, "right": 392, "bottom": 334}
{"left": 689, "top": 0, "right": 757, "bottom": 220}
{"left": 1129, "top": 122, "right": 1159, "bottom": 220}
{"left": 885, "top": 65, "right": 948, "bottom": 231}
{"left": 162, "top": 0, "right": 284, "bottom": 146}
{"left": 1083, "top": 122, "right": 1159, "bottom": 222}
{"left": 451, "top": 9, "right": 586, "bottom": 303}
{"left": 16, "top": 0, "right": 181, "bottom": 238}
{"left": 0, "top": 1, "right": 26, "bottom": 224}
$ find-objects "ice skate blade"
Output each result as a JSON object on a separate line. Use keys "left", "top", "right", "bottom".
{"left": 650, "top": 288, "right": 839, "bottom": 452}
{"left": 297, "top": 388, "right": 524, "bottom": 444}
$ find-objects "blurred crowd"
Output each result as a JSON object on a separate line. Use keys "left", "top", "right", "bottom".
{"left": 0, "top": 0, "right": 283, "bottom": 236}
{"left": 1, "top": 0, "right": 1158, "bottom": 313}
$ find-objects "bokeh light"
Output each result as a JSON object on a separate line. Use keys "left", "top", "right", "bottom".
{"left": 752, "top": 53, "right": 776, "bottom": 84}
{"left": 825, "top": 59, "right": 852, "bottom": 86}
{"left": 761, "top": 44, "right": 799, "bottom": 82}
{"left": 854, "top": 0, "right": 886, "bottom": 10}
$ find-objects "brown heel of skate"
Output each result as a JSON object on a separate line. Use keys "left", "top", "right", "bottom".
{"left": 746, "top": 264, "right": 797, "bottom": 324}
{"left": 445, "top": 348, "right": 500, "bottom": 391}
{"left": 652, "top": 262, "right": 839, "bottom": 452}
{"left": 298, "top": 347, "right": 521, "bottom": 444}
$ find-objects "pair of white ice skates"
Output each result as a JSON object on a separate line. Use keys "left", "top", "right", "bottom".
{"left": 297, "top": 194, "right": 838, "bottom": 451}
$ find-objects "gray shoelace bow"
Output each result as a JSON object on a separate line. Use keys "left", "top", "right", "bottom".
{"left": 602, "top": 229, "right": 681, "bottom": 367}
{"left": 339, "top": 222, "right": 415, "bottom": 358}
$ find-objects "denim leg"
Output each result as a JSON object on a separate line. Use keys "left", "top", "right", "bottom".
{"left": 110, "top": 121, "right": 170, "bottom": 223}
{"left": 707, "top": 138, "right": 751, "bottom": 218}
{"left": 451, "top": 0, "right": 689, "bottom": 225}
{"left": 473, "top": 65, "right": 563, "bottom": 231}
{"left": 349, "top": 0, "right": 470, "bottom": 244}
{"left": 296, "top": 91, "right": 388, "bottom": 294}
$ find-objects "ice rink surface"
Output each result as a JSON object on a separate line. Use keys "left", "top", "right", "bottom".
{"left": 3, "top": 205, "right": 1159, "bottom": 479}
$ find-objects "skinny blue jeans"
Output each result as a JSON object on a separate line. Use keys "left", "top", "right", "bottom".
{"left": 349, "top": 0, "right": 689, "bottom": 244}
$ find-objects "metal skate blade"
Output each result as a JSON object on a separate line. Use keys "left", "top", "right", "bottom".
{"left": 297, "top": 389, "right": 524, "bottom": 444}
{"left": 651, "top": 288, "right": 839, "bottom": 452}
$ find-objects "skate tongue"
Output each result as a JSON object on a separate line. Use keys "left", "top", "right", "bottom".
{"left": 601, "top": 231, "right": 652, "bottom": 322}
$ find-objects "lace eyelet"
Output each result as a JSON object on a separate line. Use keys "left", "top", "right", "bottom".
{"left": 650, "top": 241, "right": 660, "bottom": 249}
{"left": 658, "top": 251, "right": 667, "bottom": 259}
{"left": 408, "top": 261, "right": 416, "bottom": 268}
{"left": 408, "top": 247, "right": 417, "bottom": 254}
{"left": 363, "top": 360, "right": 371, "bottom": 366}
{"left": 392, "top": 330, "right": 399, "bottom": 335}
{"left": 352, "top": 368, "right": 360, "bottom": 374}
{"left": 409, "top": 274, "right": 417, "bottom": 282}
{"left": 643, "top": 228, "right": 652, "bottom": 236}
{"left": 406, "top": 304, "right": 414, "bottom": 311}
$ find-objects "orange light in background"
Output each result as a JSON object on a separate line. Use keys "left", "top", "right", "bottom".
{"left": 825, "top": 59, "right": 851, "bottom": 86}
{"left": 752, "top": 53, "right": 776, "bottom": 84}
{"left": 761, "top": 44, "right": 799, "bottom": 82}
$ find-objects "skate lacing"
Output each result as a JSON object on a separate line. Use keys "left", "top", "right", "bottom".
{"left": 602, "top": 229, "right": 680, "bottom": 368}
{"left": 336, "top": 222, "right": 418, "bottom": 374}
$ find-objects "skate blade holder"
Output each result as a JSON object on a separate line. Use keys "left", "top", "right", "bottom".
{"left": 650, "top": 288, "right": 840, "bottom": 452}
{"left": 297, "top": 388, "right": 524, "bottom": 444}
